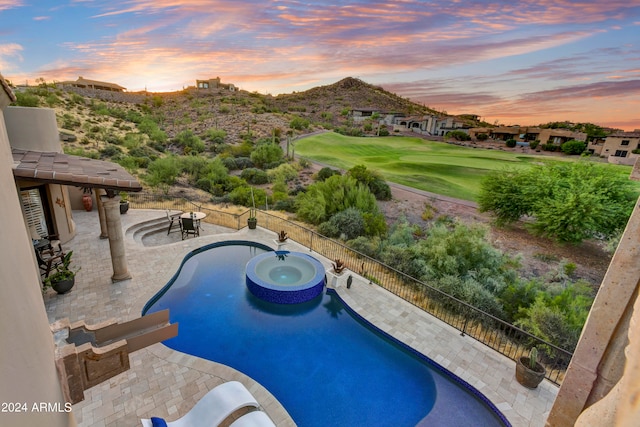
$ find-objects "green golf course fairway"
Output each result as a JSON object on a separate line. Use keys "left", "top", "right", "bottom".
{"left": 295, "top": 132, "right": 636, "bottom": 201}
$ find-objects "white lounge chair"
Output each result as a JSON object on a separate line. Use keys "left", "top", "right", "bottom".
{"left": 140, "top": 381, "right": 259, "bottom": 427}
{"left": 229, "top": 410, "right": 277, "bottom": 427}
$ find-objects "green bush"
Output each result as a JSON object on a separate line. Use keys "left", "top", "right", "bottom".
{"left": 505, "top": 139, "right": 517, "bottom": 148}
{"left": 542, "top": 143, "right": 559, "bottom": 151}
{"left": 316, "top": 167, "right": 341, "bottom": 181}
{"left": 14, "top": 91, "right": 40, "bottom": 107}
{"left": 267, "top": 163, "right": 298, "bottom": 183}
{"left": 250, "top": 143, "right": 283, "bottom": 168}
{"left": 529, "top": 140, "right": 540, "bottom": 149}
{"left": 290, "top": 116, "right": 310, "bottom": 130}
{"left": 476, "top": 133, "right": 488, "bottom": 141}
{"left": 241, "top": 168, "right": 269, "bottom": 184}
{"left": 318, "top": 208, "right": 366, "bottom": 240}
{"left": 479, "top": 162, "right": 637, "bottom": 243}
{"left": 446, "top": 130, "right": 471, "bottom": 141}
{"left": 560, "top": 140, "right": 586, "bottom": 155}
{"left": 295, "top": 174, "right": 380, "bottom": 225}
{"left": 146, "top": 156, "right": 180, "bottom": 189}
{"left": 173, "top": 130, "right": 205, "bottom": 154}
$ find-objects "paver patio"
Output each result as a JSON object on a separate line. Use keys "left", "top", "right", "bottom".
{"left": 44, "top": 209, "right": 557, "bottom": 426}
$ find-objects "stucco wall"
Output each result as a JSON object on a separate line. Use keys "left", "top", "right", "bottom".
{"left": 0, "top": 95, "right": 75, "bottom": 426}
{"left": 4, "top": 106, "right": 61, "bottom": 152}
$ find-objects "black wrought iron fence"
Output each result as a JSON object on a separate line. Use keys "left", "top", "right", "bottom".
{"left": 128, "top": 192, "right": 572, "bottom": 384}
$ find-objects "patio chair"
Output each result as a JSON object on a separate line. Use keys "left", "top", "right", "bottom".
{"left": 35, "top": 247, "right": 64, "bottom": 278}
{"left": 229, "top": 410, "right": 277, "bottom": 427}
{"left": 180, "top": 217, "right": 199, "bottom": 240}
{"left": 166, "top": 210, "right": 182, "bottom": 235}
{"left": 140, "top": 381, "right": 260, "bottom": 427}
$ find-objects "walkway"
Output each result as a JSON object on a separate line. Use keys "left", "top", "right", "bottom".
{"left": 45, "top": 209, "right": 557, "bottom": 426}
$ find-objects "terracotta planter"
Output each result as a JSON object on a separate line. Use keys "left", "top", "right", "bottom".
{"left": 515, "top": 356, "right": 546, "bottom": 389}
{"left": 82, "top": 193, "right": 93, "bottom": 212}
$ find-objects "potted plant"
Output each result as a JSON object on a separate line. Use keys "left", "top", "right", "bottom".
{"left": 276, "top": 230, "right": 288, "bottom": 243}
{"left": 332, "top": 259, "right": 346, "bottom": 275}
{"left": 119, "top": 191, "right": 130, "bottom": 214}
{"left": 515, "top": 347, "right": 546, "bottom": 389}
{"left": 81, "top": 187, "right": 93, "bottom": 211}
{"left": 247, "top": 208, "right": 257, "bottom": 229}
{"left": 43, "top": 251, "right": 80, "bottom": 295}
{"left": 327, "top": 259, "right": 347, "bottom": 288}
{"left": 247, "top": 187, "right": 257, "bottom": 229}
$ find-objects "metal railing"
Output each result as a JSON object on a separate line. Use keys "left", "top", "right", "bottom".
{"left": 129, "top": 191, "right": 572, "bottom": 384}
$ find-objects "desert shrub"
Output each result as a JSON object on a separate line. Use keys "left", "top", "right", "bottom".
{"left": 45, "top": 93, "right": 61, "bottom": 107}
{"left": 348, "top": 165, "right": 391, "bottom": 200}
{"left": 290, "top": 116, "right": 310, "bottom": 130}
{"left": 446, "top": 130, "right": 471, "bottom": 141}
{"left": 173, "top": 130, "right": 205, "bottom": 154}
{"left": 378, "top": 127, "right": 390, "bottom": 136}
{"left": 14, "top": 91, "right": 40, "bottom": 107}
{"left": 203, "top": 128, "right": 227, "bottom": 144}
{"left": 221, "top": 156, "right": 238, "bottom": 170}
{"left": 250, "top": 143, "right": 282, "bottom": 168}
{"left": 560, "top": 140, "right": 586, "bottom": 155}
{"left": 146, "top": 156, "right": 180, "bottom": 189}
{"left": 99, "top": 145, "right": 123, "bottom": 158}
{"left": 298, "top": 158, "right": 311, "bottom": 169}
{"left": 234, "top": 157, "right": 254, "bottom": 169}
{"left": 241, "top": 168, "right": 269, "bottom": 184}
{"left": 529, "top": 140, "right": 540, "bottom": 149}
{"left": 476, "top": 133, "right": 488, "bottom": 141}
{"left": 316, "top": 167, "right": 341, "bottom": 181}
{"left": 228, "top": 186, "right": 266, "bottom": 207}
{"left": 422, "top": 203, "right": 437, "bottom": 220}
{"left": 505, "top": 139, "right": 517, "bottom": 148}
{"left": 318, "top": 208, "right": 366, "bottom": 240}
{"left": 542, "top": 143, "right": 559, "bottom": 151}
{"left": 479, "top": 162, "right": 637, "bottom": 243}
{"left": 267, "top": 163, "right": 299, "bottom": 183}
{"left": 61, "top": 114, "right": 81, "bottom": 130}
{"left": 563, "top": 262, "right": 577, "bottom": 277}
{"left": 272, "top": 198, "right": 296, "bottom": 212}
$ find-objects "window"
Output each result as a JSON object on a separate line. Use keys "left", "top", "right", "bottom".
{"left": 621, "top": 140, "right": 630, "bottom": 146}
{"left": 614, "top": 150, "right": 628, "bottom": 157}
{"left": 20, "top": 188, "right": 49, "bottom": 237}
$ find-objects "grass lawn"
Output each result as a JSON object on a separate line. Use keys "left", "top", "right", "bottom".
{"left": 295, "top": 132, "right": 638, "bottom": 201}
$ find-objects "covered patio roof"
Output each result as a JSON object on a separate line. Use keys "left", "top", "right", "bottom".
{"left": 11, "top": 149, "right": 142, "bottom": 192}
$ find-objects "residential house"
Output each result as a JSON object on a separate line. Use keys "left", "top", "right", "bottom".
{"left": 594, "top": 132, "right": 640, "bottom": 165}
{"left": 196, "top": 77, "right": 236, "bottom": 91}
{"left": 59, "top": 76, "right": 126, "bottom": 92}
{"left": 393, "top": 114, "right": 467, "bottom": 136}
{"left": 350, "top": 108, "right": 400, "bottom": 128}
{"left": 468, "top": 126, "right": 586, "bottom": 145}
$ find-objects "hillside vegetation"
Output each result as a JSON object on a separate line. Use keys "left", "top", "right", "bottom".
{"left": 10, "top": 78, "right": 633, "bottom": 353}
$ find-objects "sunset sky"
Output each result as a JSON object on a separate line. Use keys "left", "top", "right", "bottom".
{"left": 1, "top": 1, "right": 639, "bottom": 130}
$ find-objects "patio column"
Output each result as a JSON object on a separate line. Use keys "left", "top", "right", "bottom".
{"left": 95, "top": 189, "right": 109, "bottom": 239}
{"left": 101, "top": 194, "right": 131, "bottom": 282}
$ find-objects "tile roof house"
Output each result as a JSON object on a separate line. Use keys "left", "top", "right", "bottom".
{"left": 59, "top": 76, "right": 126, "bottom": 92}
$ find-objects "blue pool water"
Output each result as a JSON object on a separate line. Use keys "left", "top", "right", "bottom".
{"left": 144, "top": 242, "right": 508, "bottom": 427}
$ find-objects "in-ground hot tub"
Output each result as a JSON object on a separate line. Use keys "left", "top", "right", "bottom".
{"left": 246, "top": 251, "right": 326, "bottom": 304}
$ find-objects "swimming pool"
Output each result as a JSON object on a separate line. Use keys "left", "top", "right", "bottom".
{"left": 144, "top": 241, "right": 509, "bottom": 427}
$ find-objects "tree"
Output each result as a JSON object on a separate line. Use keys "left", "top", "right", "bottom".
{"left": 479, "top": 162, "right": 637, "bottom": 243}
